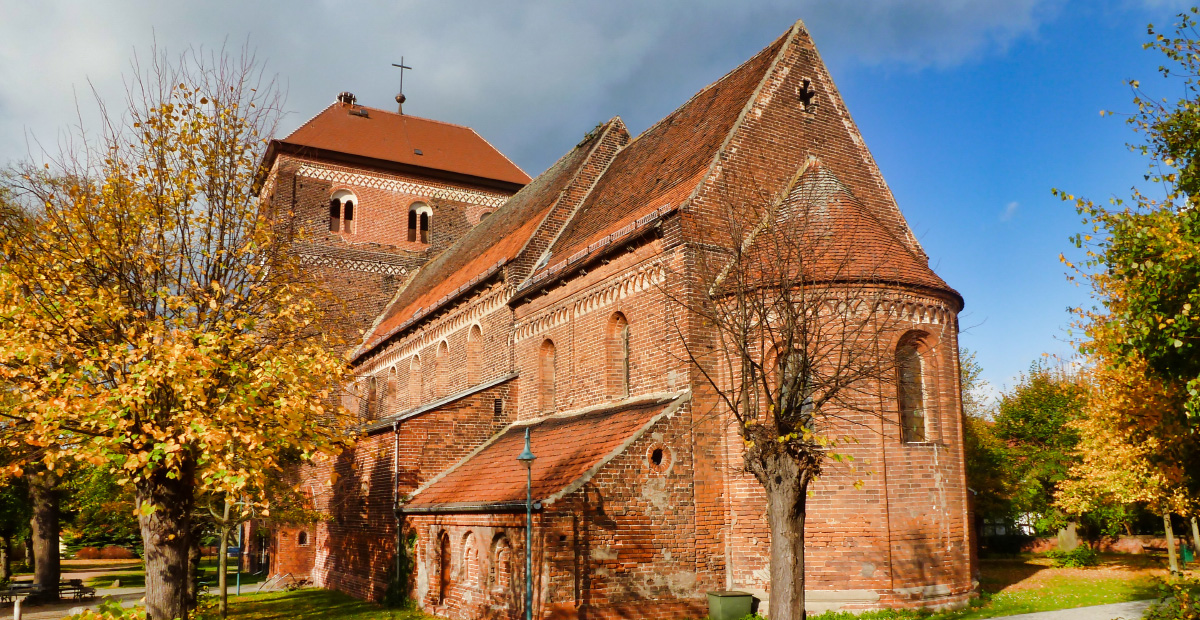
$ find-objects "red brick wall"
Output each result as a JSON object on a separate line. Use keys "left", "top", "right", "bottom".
{"left": 282, "top": 380, "right": 517, "bottom": 601}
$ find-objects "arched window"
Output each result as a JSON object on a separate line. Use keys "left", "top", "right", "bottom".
{"left": 409, "top": 355, "right": 423, "bottom": 407}
{"left": 438, "top": 531, "right": 451, "bottom": 604}
{"left": 466, "top": 325, "right": 483, "bottom": 385}
{"left": 897, "top": 335, "right": 926, "bottom": 443}
{"left": 607, "top": 313, "right": 630, "bottom": 399}
{"left": 435, "top": 341, "right": 450, "bottom": 398}
{"left": 539, "top": 340, "right": 556, "bottom": 413}
{"left": 297, "top": 531, "right": 309, "bottom": 547}
{"left": 330, "top": 190, "right": 357, "bottom": 234}
{"left": 479, "top": 211, "right": 492, "bottom": 222}
{"left": 492, "top": 536, "right": 512, "bottom": 591}
{"left": 387, "top": 367, "right": 399, "bottom": 416}
{"left": 408, "top": 202, "right": 432, "bottom": 244}
{"left": 462, "top": 532, "right": 480, "bottom": 588}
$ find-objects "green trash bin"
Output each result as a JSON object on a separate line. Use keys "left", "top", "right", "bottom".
{"left": 707, "top": 590, "right": 754, "bottom": 620}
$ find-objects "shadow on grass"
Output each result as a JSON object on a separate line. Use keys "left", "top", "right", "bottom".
{"left": 216, "top": 589, "right": 433, "bottom": 620}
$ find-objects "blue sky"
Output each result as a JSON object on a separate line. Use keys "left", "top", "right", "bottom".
{"left": 0, "top": 0, "right": 1189, "bottom": 397}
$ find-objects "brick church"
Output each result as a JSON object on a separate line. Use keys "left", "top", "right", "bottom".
{"left": 254, "top": 20, "right": 975, "bottom": 618}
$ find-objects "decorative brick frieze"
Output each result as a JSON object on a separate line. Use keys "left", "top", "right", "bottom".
{"left": 297, "top": 163, "right": 509, "bottom": 208}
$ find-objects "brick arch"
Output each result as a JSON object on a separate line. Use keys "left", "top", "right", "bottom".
{"left": 329, "top": 188, "right": 357, "bottom": 234}
{"left": 435, "top": 340, "right": 450, "bottom": 398}
{"left": 607, "top": 312, "right": 630, "bottom": 399}
{"left": 437, "top": 529, "right": 452, "bottom": 604}
{"left": 466, "top": 324, "right": 483, "bottom": 385}
{"left": 489, "top": 533, "right": 513, "bottom": 593}
{"left": 461, "top": 531, "right": 480, "bottom": 588}
{"left": 387, "top": 367, "right": 399, "bottom": 417}
{"left": 896, "top": 329, "right": 939, "bottom": 444}
{"left": 409, "top": 355, "right": 423, "bottom": 407}
{"left": 539, "top": 340, "right": 556, "bottom": 414}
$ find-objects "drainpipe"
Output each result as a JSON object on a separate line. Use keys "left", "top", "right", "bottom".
{"left": 393, "top": 420, "right": 402, "bottom": 586}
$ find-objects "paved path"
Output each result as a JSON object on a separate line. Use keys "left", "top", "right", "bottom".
{"left": 993, "top": 599, "right": 1155, "bottom": 620}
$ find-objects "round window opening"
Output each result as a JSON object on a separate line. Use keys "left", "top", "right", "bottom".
{"left": 646, "top": 443, "right": 670, "bottom": 473}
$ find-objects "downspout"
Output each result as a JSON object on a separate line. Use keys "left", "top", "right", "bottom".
{"left": 393, "top": 420, "right": 402, "bottom": 585}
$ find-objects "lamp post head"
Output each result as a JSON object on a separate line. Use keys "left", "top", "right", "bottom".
{"left": 517, "top": 427, "right": 536, "bottom": 470}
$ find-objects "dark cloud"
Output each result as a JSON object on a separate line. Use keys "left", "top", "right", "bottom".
{"left": 2, "top": 0, "right": 1062, "bottom": 175}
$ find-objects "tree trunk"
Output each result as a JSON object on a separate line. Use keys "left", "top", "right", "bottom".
{"left": 1191, "top": 517, "right": 1200, "bottom": 562}
{"left": 0, "top": 535, "right": 10, "bottom": 582}
{"left": 1164, "top": 512, "right": 1179, "bottom": 574}
{"left": 757, "top": 453, "right": 809, "bottom": 620}
{"left": 186, "top": 521, "right": 204, "bottom": 610}
{"left": 28, "top": 473, "right": 59, "bottom": 601}
{"left": 138, "top": 460, "right": 196, "bottom": 620}
{"left": 218, "top": 499, "right": 231, "bottom": 618}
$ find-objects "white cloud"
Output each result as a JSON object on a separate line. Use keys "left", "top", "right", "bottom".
{"left": 1001, "top": 201, "right": 1020, "bottom": 221}
{"left": 0, "top": 0, "right": 1066, "bottom": 174}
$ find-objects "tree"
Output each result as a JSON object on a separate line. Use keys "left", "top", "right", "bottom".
{"left": 991, "top": 362, "right": 1087, "bottom": 535}
{"left": 959, "top": 348, "right": 1012, "bottom": 524}
{"left": 1057, "top": 9, "right": 1200, "bottom": 430}
{"left": 0, "top": 47, "right": 353, "bottom": 619}
{"left": 0, "top": 468, "right": 31, "bottom": 583}
{"left": 1055, "top": 8, "right": 1200, "bottom": 565}
{"left": 1056, "top": 356, "right": 1196, "bottom": 570}
{"left": 670, "top": 158, "right": 951, "bottom": 619}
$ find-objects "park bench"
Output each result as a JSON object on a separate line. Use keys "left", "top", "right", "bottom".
{"left": 0, "top": 583, "right": 44, "bottom": 604}
{"left": 59, "top": 579, "right": 97, "bottom": 600}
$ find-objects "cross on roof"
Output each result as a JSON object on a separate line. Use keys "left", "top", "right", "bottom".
{"left": 392, "top": 57, "right": 413, "bottom": 97}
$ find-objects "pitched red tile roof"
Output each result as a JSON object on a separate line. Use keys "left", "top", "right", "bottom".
{"left": 538, "top": 28, "right": 787, "bottom": 273}
{"left": 276, "top": 103, "right": 530, "bottom": 185}
{"left": 357, "top": 121, "right": 622, "bottom": 356}
{"left": 764, "top": 163, "right": 958, "bottom": 300}
{"left": 403, "top": 394, "right": 686, "bottom": 511}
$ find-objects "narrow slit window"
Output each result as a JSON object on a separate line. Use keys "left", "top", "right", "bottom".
{"left": 539, "top": 340, "right": 556, "bottom": 413}
{"left": 343, "top": 200, "right": 354, "bottom": 232}
{"left": 897, "top": 339, "right": 926, "bottom": 443}
{"left": 419, "top": 212, "right": 430, "bottom": 243}
{"left": 329, "top": 199, "right": 340, "bottom": 232}
{"left": 407, "top": 210, "right": 417, "bottom": 242}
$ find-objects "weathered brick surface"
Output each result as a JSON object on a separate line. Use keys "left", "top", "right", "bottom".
{"left": 265, "top": 19, "right": 974, "bottom": 619}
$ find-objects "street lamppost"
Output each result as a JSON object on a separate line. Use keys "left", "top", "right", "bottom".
{"left": 517, "top": 428, "right": 536, "bottom": 620}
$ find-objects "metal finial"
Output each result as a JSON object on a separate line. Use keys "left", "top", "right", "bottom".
{"left": 517, "top": 427, "right": 535, "bottom": 464}
{"left": 391, "top": 57, "right": 413, "bottom": 113}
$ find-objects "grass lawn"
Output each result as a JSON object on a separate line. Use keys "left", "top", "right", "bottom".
{"left": 84, "top": 557, "right": 266, "bottom": 589}
{"left": 209, "top": 589, "right": 432, "bottom": 620}
{"left": 814, "top": 552, "right": 1179, "bottom": 619}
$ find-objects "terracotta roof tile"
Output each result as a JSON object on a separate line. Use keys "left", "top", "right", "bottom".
{"left": 758, "top": 164, "right": 958, "bottom": 300}
{"left": 358, "top": 127, "right": 612, "bottom": 355}
{"left": 404, "top": 395, "right": 683, "bottom": 510}
{"left": 278, "top": 103, "right": 530, "bottom": 185}
{"left": 541, "top": 30, "right": 787, "bottom": 268}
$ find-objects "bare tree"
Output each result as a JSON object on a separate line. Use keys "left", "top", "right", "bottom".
{"left": 670, "top": 158, "right": 947, "bottom": 619}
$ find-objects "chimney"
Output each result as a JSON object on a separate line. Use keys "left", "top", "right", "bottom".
{"left": 336, "top": 92, "right": 357, "bottom": 106}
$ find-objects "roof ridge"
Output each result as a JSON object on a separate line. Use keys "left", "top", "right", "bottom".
{"left": 677, "top": 21, "right": 801, "bottom": 213}
{"left": 628, "top": 23, "right": 797, "bottom": 146}
{"left": 516, "top": 117, "right": 628, "bottom": 285}
{"left": 349, "top": 104, "right": 476, "bottom": 131}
